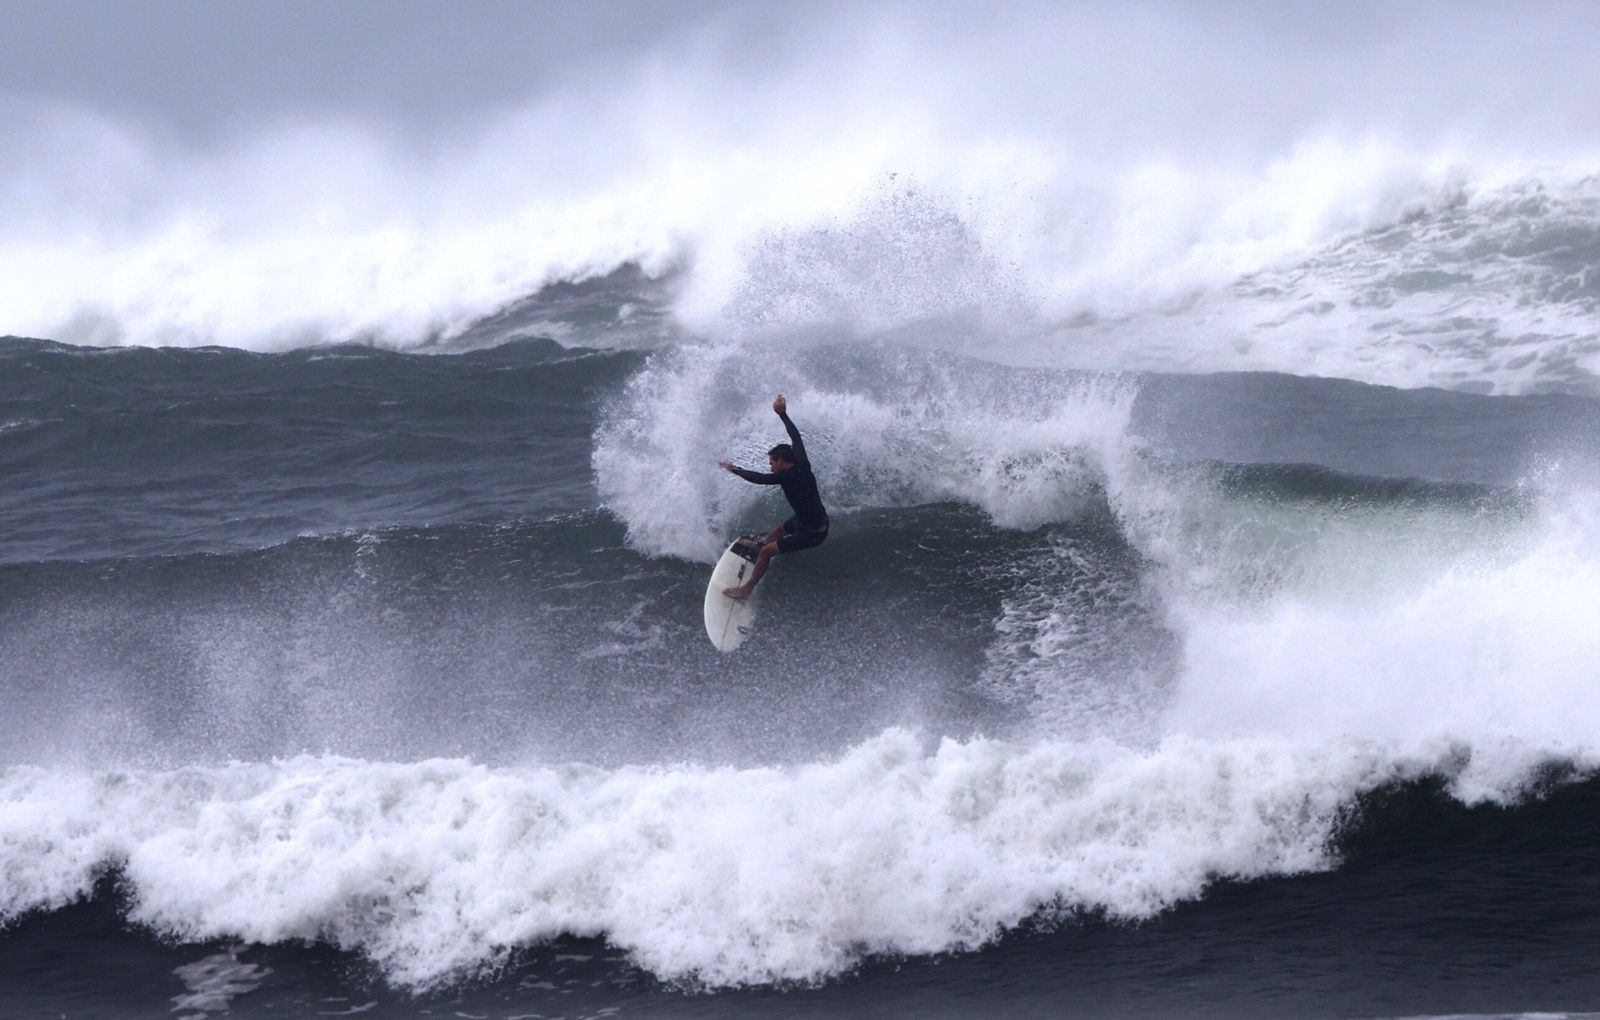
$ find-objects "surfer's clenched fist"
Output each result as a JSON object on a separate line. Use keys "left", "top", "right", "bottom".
{"left": 773, "top": 394, "right": 787, "bottom": 415}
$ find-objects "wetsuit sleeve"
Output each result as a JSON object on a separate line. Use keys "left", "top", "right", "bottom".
{"left": 778, "top": 410, "right": 809, "bottom": 467}
{"left": 730, "top": 466, "right": 784, "bottom": 484}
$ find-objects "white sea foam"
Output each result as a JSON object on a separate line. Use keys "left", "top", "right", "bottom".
{"left": 1165, "top": 492, "right": 1600, "bottom": 764}
{"left": 2, "top": 730, "right": 1583, "bottom": 990}
{"left": 1086, "top": 177, "right": 1600, "bottom": 392}
{"left": 969, "top": 401, "right": 1600, "bottom": 759}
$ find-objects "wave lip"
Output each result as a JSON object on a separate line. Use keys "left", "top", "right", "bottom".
{"left": 3, "top": 731, "right": 1583, "bottom": 990}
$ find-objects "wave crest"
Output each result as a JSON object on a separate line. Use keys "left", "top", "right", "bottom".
{"left": 6, "top": 730, "right": 1574, "bottom": 989}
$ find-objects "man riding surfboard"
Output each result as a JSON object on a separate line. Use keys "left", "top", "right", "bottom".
{"left": 718, "top": 394, "right": 829, "bottom": 600}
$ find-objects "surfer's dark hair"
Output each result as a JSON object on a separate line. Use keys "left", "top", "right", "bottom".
{"left": 768, "top": 443, "right": 796, "bottom": 462}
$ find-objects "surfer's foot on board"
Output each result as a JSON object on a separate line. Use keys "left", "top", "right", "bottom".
{"left": 723, "top": 585, "right": 751, "bottom": 601}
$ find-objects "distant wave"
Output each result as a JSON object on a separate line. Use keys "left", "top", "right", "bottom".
{"left": 3, "top": 4, "right": 1600, "bottom": 394}
{"left": 4, "top": 169, "right": 1598, "bottom": 395}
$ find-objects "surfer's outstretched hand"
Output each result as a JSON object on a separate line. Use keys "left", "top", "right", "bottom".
{"left": 772, "top": 394, "right": 787, "bottom": 415}
{"left": 718, "top": 460, "right": 735, "bottom": 472}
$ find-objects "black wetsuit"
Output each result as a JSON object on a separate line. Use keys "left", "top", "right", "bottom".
{"left": 731, "top": 410, "right": 829, "bottom": 553}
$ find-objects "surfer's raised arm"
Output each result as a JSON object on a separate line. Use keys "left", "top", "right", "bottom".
{"left": 718, "top": 395, "right": 807, "bottom": 482}
{"left": 772, "top": 394, "right": 808, "bottom": 468}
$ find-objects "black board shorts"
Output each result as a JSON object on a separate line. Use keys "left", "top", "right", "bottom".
{"left": 777, "top": 516, "right": 829, "bottom": 554}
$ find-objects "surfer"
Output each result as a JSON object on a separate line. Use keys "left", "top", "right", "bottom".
{"left": 718, "top": 394, "right": 829, "bottom": 600}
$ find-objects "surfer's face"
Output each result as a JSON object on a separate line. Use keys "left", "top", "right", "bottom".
{"left": 769, "top": 455, "right": 794, "bottom": 471}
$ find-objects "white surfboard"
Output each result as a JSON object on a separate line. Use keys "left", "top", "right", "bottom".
{"left": 703, "top": 536, "right": 763, "bottom": 652}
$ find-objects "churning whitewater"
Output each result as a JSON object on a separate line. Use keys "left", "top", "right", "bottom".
{"left": 4, "top": 2, "right": 1600, "bottom": 1013}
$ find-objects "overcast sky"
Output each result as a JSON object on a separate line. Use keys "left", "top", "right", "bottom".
{"left": 5, "top": 1, "right": 1598, "bottom": 151}
{"left": 0, "top": 0, "right": 838, "bottom": 141}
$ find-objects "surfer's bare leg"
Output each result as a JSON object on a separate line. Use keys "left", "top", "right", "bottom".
{"left": 736, "top": 523, "right": 784, "bottom": 552}
{"left": 725, "top": 540, "right": 779, "bottom": 600}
